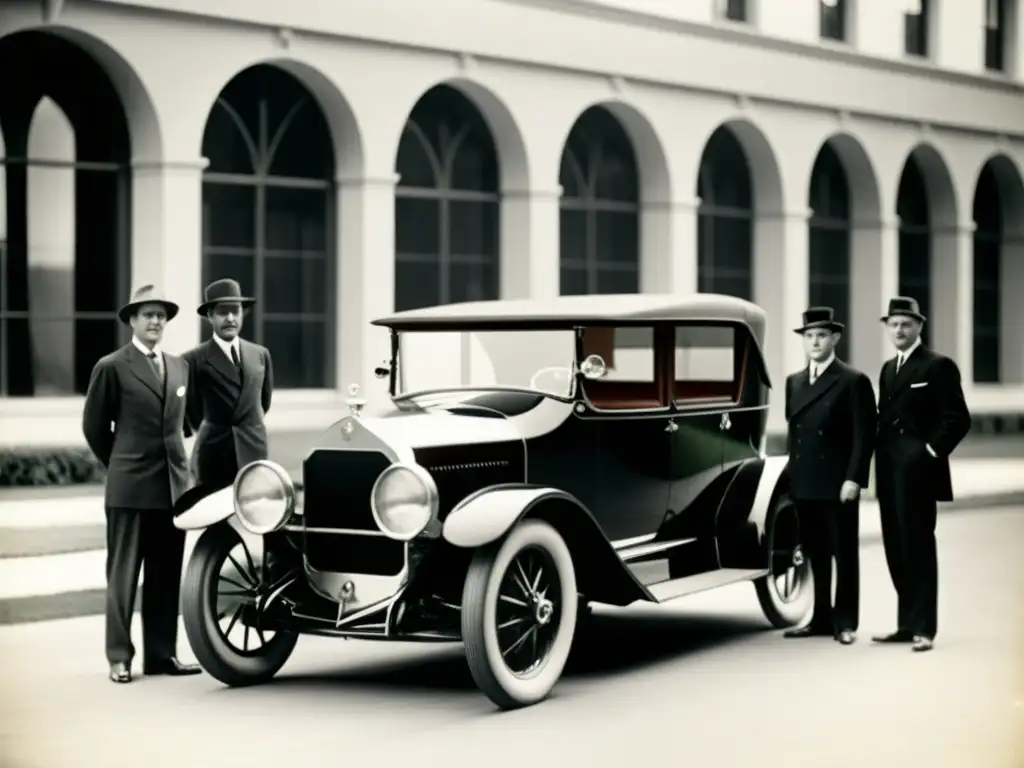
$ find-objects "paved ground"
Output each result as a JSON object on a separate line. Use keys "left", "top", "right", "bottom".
{"left": 0, "top": 506, "right": 1020, "bottom": 768}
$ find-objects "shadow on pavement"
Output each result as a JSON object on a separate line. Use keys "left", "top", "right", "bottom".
{"left": 216, "top": 610, "right": 769, "bottom": 699}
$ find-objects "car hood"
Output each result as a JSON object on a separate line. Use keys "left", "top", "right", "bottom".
{"left": 362, "top": 394, "right": 574, "bottom": 450}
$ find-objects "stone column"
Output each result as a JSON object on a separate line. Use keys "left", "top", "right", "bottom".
{"left": 130, "top": 158, "right": 206, "bottom": 354}
{"left": 336, "top": 174, "right": 398, "bottom": 410}
{"left": 1000, "top": 223, "right": 1024, "bottom": 383}
{"left": 930, "top": 221, "right": 974, "bottom": 377}
{"left": 756, "top": 209, "right": 809, "bottom": 435}
{"left": 500, "top": 187, "right": 561, "bottom": 299}
{"left": 850, "top": 217, "right": 899, "bottom": 383}
{"left": 640, "top": 198, "right": 699, "bottom": 296}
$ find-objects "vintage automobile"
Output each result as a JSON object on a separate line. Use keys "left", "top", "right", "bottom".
{"left": 174, "top": 293, "right": 812, "bottom": 710}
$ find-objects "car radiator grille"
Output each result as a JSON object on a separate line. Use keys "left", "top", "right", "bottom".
{"left": 301, "top": 449, "right": 405, "bottom": 576}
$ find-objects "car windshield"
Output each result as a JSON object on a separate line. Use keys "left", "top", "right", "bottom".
{"left": 396, "top": 329, "right": 577, "bottom": 399}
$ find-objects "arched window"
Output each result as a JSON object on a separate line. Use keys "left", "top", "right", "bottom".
{"left": 201, "top": 64, "right": 336, "bottom": 389}
{"left": 973, "top": 161, "right": 1001, "bottom": 383}
{"left": 0, "top": 31, "right": 131, "bottom": 396}
{"left": 394, "top": 86, "right": 500, "bottom": 311}
{"left": 808, "top": 142, "right": 851, "bottom": 347}
{"left": 896, "top": 155, "right": 931, "bottom": 340}
{"left": 697, "top": 126, "right": 753, "bottom": 300}
{"left": 559, "top": 107, "right": 639, "bottom": 295}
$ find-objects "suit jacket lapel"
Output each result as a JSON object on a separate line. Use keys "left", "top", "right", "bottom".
{"left": 889, "top": 349, "right": 925, "bottom": 397}
{"left": 126, "top": 344, "right": 164, "bottom": 401}
{"left": 238, "top": 340, "right": 258, "bottom": 402}
{"left": 206, "top": 338, "right": 241, "bottom": 387}
{"left": 789, "top": 363, "right": 842, "bottom": 420}
{"left": 163, "top": 355, "right": 183, "bottom": 422}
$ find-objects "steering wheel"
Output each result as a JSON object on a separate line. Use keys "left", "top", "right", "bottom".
{"left": 529, "top": 366, "right": 573, "bottom": 394}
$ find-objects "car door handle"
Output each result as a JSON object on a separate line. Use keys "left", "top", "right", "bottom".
{"left": 665, "top": 419, "right": 679, "bottom": 433}
{"left": 719, "top": 414, "right": 731, "bottom": 431}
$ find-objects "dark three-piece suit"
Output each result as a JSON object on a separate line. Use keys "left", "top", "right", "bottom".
{"left": 785, "top": 359, "right": 877, "bottom": 633}
{"left": 182, "top": 337, "right": 274, "bottom": 490}
{"left": 875, "top": 345, "right": 971, "bottom": 641}
{"left": 82, "top": 343, "right": 191, "bottom": 666}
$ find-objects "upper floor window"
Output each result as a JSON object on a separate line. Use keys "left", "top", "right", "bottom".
{"left": 715, "top": 0, "right": 748, "bottom": 22}
{"left": 985, "top": 0, "right": 1008, "bottom": 71}
{"left": 820, "top": 0, "right": 847, "bottom": 41}
{"left": 904, "top": 0, "right": 930, "bottom": 57}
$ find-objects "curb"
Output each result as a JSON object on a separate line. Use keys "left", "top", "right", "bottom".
{"left": 0, "top": 491, "right": 1020, "bottom": 627}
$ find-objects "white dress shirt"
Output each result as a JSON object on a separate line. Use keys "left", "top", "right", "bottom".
{"left": 212, "top": 333, "right": 241, "bottom": 364}
{"left": 808, "top": 353, "right": 835, "bottom": 384}
{"left": 132, "top": 335, "right": 163, "bottom": 375}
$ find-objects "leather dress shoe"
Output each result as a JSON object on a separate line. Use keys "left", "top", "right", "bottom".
{"left": 109, "top": 662, "right": 132, "bottom": 684}
{"left": 783, "top": 625, "right": 832, "bottom": 639}
{"left": 836, "top": 630, "right": 856, "bottom": 645}
{"left": 143, "top": 657, "right": 202, "bottom": 676}
{"left": 871, "top": 630, "right": 914, "bottom": 644}
{"left": 912, "top": 636, "right": 934, "bottom": 653}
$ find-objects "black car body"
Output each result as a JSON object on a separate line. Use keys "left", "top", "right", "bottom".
{"left": 175, "top": 293, "right": 811, "bottom": 709}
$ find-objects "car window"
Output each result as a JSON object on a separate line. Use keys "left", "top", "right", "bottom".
{"left": 581, "top": 326, "right": 662, "bottom": 410}
{"left": 673, "top": 325, "right": 738, "bottom": 405}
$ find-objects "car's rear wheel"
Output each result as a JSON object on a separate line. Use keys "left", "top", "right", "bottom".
{"left": 754, "top": 493, "right": 814, "bottom": 628}
{"left": 461, "top": 519, "right": 578, "bottom": 711}
{"left": 182, "top": 524, "right": 298, "bottom": 687}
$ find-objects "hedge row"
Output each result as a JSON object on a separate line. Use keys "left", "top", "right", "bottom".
{"left": 0, "top": 448, "right": 105, "bottom": 487}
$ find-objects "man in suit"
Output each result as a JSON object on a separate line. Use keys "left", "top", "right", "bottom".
{"left": 182, "top": 278, "right": 274, "bottom": 491}
{"left": 783, "top": 307, "right": 876, "bottom": 645}
{"left": 82, "top": 285, "right": 202, "bottom": 683}
{"left": 872, "top": 297, "right": 971, "bottom": 653}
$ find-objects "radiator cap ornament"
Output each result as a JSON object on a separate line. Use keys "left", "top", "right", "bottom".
{"left": 345, "top": 382, "right": 367, "bottom": 418}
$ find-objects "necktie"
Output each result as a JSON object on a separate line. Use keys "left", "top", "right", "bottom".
{"left": 896, "top": 354, "right": 903, "bottom": 374}
{"left": 146, "top": 351, "right": 164, "bottom": 383}
{"left": 230, "top": 344, "right": 243, "bottom": 376}
{"left": 809, "top": 365, "right": 817, "bottom": 385}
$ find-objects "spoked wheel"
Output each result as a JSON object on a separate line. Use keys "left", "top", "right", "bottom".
{"left": 182, "top": 524, "right": 299, "bottom": 687}
{"left": 754, "top": 494, "right": 814, "bottom": 628}
{"left": 462, "top": 519, "right": 578, "bottom": 710}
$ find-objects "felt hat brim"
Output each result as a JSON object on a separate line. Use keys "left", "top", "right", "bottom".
{"left": 197, "top": 296, "right": 256, "bottom": 316}
{"left": 880, "top": 310, "right": 926, "bottom": 323}
{"left": 117, "top": 299, "right": 180, "bottom": 326}
{"left": 793, "top": 321, "right": 844, "bottom": 334}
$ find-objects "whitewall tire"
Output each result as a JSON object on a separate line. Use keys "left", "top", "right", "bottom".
{"left": 754, "top": 494, "right": 814, "bottom": 629}
{"left": 182, "top": 524, "right": 298, "bottom": 687}
{"left": 461, "top": 519, "right": 578, "bottom": 710}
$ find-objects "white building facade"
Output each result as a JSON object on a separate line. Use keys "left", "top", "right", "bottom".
{"left": 1, "top": 0, "right": 1023, "bottom": 445}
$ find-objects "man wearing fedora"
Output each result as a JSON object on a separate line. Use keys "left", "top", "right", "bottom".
{"left": 872, "top": 297, "right": 970, "bottom": 653}
{"left": 182, "top": 278, "right": 275, "bottom": 492}
{"left": 82, "top": 285, "right": 202, "bottom": 683}
{"left": 782, "top": 307, "right": 876, "bottom": 645}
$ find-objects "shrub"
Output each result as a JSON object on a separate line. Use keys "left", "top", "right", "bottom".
{"left": 0, "top": 448, "right": 105, "bottom": 487}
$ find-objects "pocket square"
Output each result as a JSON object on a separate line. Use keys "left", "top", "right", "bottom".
{"left": 176, "top": 385, "right": 186, "bottom": 397}
{"left": 910, "top": 382, "right": 928, "bottom": 389}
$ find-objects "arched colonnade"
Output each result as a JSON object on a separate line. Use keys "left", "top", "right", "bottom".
{"left": 2, "top": 25, "right": 1023, "bottom": 423}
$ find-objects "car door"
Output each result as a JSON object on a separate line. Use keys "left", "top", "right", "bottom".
{"left": 576, "top": 325, "right": 673, "bottom": 544}
{"left": 659, "top": 323, "right": 740, "bottom": 575}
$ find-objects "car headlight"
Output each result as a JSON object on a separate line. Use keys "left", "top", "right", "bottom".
{"left": 370, "top": 463, "right": 438, "bottom": 541}
{"left": 233, "top": 460, "right": 295, "bottom": 535}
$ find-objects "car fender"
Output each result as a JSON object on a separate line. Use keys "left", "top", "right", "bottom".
{"left": 443, "top": 483, "right": 650, "bottom": 607}
{"left": 173, "top": 484, "right": 234, "bottom": 531}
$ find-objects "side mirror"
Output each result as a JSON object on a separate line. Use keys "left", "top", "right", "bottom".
{"left": 580, "top": 354, "right": 607, "bottom": 380}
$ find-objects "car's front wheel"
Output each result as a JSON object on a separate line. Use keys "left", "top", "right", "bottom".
{"left": 754, "top": 493, "right": 814, "bottom": 628}
{"left": 461, "top": 519, "right": 578, "bottom": 710}
{"left": 181, "top": 524, "right": 299, "bottom": 687}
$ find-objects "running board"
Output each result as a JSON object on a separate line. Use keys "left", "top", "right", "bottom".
{"left": 647, "top": 568, "right": 767, "bottom": 603}
{"left": 617, "top": 537, "right": 697, "bottom": 564}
